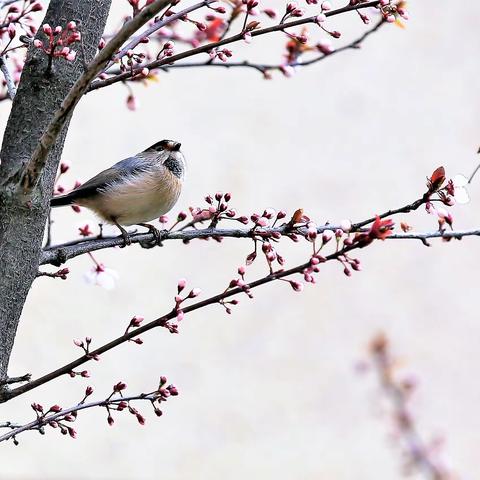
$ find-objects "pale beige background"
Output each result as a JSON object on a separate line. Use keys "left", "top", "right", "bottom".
{"left": 1, "top": 1, "right": 479, "bottom": 478}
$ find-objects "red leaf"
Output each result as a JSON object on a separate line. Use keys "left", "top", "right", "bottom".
{"left": 428, "top": 166, "right": 445, "bottom": 192}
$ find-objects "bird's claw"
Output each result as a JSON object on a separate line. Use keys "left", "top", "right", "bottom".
{"left": 138, "top": 223, "right": 164, "bottom": 248}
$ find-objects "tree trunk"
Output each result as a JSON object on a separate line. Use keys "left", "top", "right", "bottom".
{"left": 0, "top": 0, "right": 112, "bottom": 385}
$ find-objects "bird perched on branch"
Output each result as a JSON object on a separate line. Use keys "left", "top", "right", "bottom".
{"left": 50, "top": 140, "right": 185, "bottom": 245}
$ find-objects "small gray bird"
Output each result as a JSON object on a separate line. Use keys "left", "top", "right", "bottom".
{"left": 50, "top": 140, "right": 186, "bottom": 244}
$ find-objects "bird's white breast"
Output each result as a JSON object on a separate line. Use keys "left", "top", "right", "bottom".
{"left": 81, "top": 169, "right": 182, "bottom": 226}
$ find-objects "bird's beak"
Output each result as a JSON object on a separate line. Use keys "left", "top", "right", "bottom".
{"left": 172, "top": 142, "right": 181, "bottom": 151}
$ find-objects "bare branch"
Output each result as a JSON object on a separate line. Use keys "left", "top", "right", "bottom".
{"left": 0, "top": 56, "right": 17, "bottom": 99}
{"left": 0, "top": 373, "right": 31, "bottom": 386}
{"left": 19, "top": 0, "right": 172, "bottom": 195}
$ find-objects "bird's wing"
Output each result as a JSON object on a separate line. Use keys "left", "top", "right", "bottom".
{"left": 59, "top": 157, "right": 149, "bottom": 202}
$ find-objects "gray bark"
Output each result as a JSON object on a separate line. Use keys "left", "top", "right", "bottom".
{"left": 0, "top": 0, "right": 112, "bottom": 385}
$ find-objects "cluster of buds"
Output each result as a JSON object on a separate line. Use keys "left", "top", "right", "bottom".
{"left": 223, "top": 265, "right": 253, "bottom": 311}
{"left": 124, "top": 315, "right": 145, "bottom": 344}
{"left": 164, "top": 278, "right": 202, "bottom": 331}
{"left": 34, "top": 21, "right": 81, "bottom": 62}
{"left": 157, "top": 40, "right": 174, "bottom": 59}
{"left": 30, "top": 402, "right": 77, "bottom": 439}
{"left": 106, "top": 377, "right": 178, "bottom": 426}
{"left": 0, "top": 1, "right": 42, "bottom": 46}
{"left": 68, "top": 369, "right": 90, "bottom": 378}
{"left": 242, "top": 0, "right": 259, "bottom": 15}
{"left": 53, "top": 161, "right": 83, "bottom": 215}
{"left": 284, "top": 2, "right": 306, "bottom": 19}
{"left": 379, "top": 0, "right": 409, "bottom": 23}
{"left": 424, "top": 167, "right": 455, "bottom": 231}
{"left": 162, "top": 192, "right": 247, "bottom": 233}
{"left": 208, "top": 47, "right": 233, "bottom": 62}
{"left": 73, "top": 336, "right": 99, "bottom": 361}
{"left": 120, "top": 49, "right": 148, "bottom": 75}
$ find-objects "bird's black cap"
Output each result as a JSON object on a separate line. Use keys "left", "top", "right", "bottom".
{"left": 147, "top": 140, "right": 182, "bottom": 152}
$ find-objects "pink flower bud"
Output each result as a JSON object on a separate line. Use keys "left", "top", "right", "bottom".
{"left": 42, "top": 23, "right": 52, "bottom": 35}
{"left": 340, "top": 219, "right": 352, "bottom": 232}
{"left": 280, "top": 65, "right": 295, "bottom": 77}
{"left": 188, "top": 288, "right": 201, "bottom": 298}
{"left": 113, "top": 381, "right": 127, "bottom": 392}
{"left": 289, "top": 280, "right": 304, "bottom": 292}
{"left": 256, "top": 217, "right": 268, "bottom": 227}
{"left": 8, "top": 23, "right": 16, "bottom": 39}
{"left": 66, "top": 51, "right": 77, "bottom": 62}
{"left": 34, "top": 39, "right": 43, "bottom": 48}
{"left": 322, "top": 229, "right": 334, "bottom": 243}
{"left": 167, "top": 384, "right": 179, "bottom": 396}
{"left": 263, "top": 8, "right": 277, "bottom": 18}
{"left": 130, "top": 315, "right": 144, "bottom": 327}
{"left": 31, "top": 2, "right": 43, "bottom": 11}
{"left": 60, "top": 162, "right": 70, "bottom": 174}
{"left": 177, "top": 278, "right": 187, "bottom": 292}
{"left": 321, "top": 1, "right": 332, "bottom": 11}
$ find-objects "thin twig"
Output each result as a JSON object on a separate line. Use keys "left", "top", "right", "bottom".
{"left": 0, "top": 393, "right": 156, "bottom": 443}
{"left": 88, "top": 1, "right": 382, "bottom": 91}
{"left": 106, "top": 0, "right": 216, "bottom": 70}
{"left": 154, "top": 17, "right": 385, "bottom": 74}
{"left": 0, "top": 373, "right": 31, "bottom": 386}
{"left": 3, "top": 243, "right": 359, "bottom": 403}
{"left": 40, "top": 224, "right": 480, "bottom": 267}
{"left": 370, "top": 334, "right": 455, "bottom": 480}
{"left": 0, "top": 55, "right": 16, "bottom": 99}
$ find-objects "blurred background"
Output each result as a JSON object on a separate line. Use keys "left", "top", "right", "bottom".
{"left": 1, "top": 1, "right": 479, "bottom": 478}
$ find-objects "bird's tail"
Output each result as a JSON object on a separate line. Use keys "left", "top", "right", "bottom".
{"left": 50, "top": 193, "right": 75, "bottom": 207}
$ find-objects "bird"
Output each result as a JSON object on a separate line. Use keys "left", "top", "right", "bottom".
{"left": 50, "top": 139, "right": 186, "bottom": 245}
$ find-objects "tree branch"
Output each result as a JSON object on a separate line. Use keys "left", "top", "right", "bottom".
{"left": 3, "top": 241, "right": 362, "bottom": 403}
{"left": 39, "top": 225, "right": 480, "bottom": 267}
{"left": 0, "top": 56, "right": 16, "bottom": 99}
{"left": 0, "top": 390, "right": 170, "bottom": 443}
{"left": 108, "top": 0, "right": 216, "bottom": 68}
{"left": 88, "top": 0, "right": 382, "bottom": 92}
{"left": 369, "top": 334, "right": 456, "bottom": 479}
{"left": 19, "top": 0, "right": 172, "bottom": 195}
{"left": 140, "top": 17, "right": 385, "bottom": 75}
